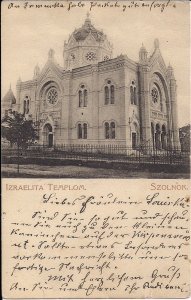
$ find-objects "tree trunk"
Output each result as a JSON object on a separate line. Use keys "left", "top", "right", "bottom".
{"left": 17, "top": 143, "right": 20, "bottom": 174}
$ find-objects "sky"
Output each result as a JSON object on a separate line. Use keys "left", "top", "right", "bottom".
{"left": 1, "top": 0, "right": 190, "bottom": 127}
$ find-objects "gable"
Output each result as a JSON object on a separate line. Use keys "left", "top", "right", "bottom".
{"left": 149, "top": 48, "right": 167, "bottom": 74}
{"left": 38, "top": 60, "right": 64, "bottom": 83}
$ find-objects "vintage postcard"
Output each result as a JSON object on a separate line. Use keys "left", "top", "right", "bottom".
{"left": 1, "top": 0, "right": 190, "bottom": 298}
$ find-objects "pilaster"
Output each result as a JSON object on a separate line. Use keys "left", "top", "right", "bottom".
{"left": 169, "top": 78, "right": 180, "bottom": 148}
{"left": 138, "top": 65, "right": 151, "bottom": 144}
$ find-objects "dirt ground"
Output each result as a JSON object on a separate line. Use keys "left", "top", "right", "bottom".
{"left": 1, "top": 163, "right": 189, "bottom": 179}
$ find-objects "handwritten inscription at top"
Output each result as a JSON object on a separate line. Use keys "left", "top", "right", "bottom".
{"left": 2, "top": 182, "right": 190, "bottom": 298}
{"left": 6, "top": 0, "right": 177, "bottom": 13}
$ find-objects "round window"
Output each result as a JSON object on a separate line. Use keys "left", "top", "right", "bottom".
{"left": 103, "top": 55, "right": 109, "bottom": 61}
{"left": 46, "top": 88, "right": 58, "bottom": 105}
{"left": 151, "top": 87, "right": 159, "bottom": 103}
{"left": 86, "top": 52, "right": 96, "bottom": 61}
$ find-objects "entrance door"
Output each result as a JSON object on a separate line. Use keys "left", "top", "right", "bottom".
{"left": 132, "top": 132, "right": 137, "bottom": 149}
{"left": 48, "top": 133, "right": 53, "bottom": 148}
{"left": 43, "top": 123, "right": 53, "bottom": 147}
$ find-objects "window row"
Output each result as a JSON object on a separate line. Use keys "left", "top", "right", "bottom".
{"left": 77, "top": 122, "right": 116, "bottom": 139}
{"left": 78, "top": 81, "right": 138, "bottom": 107}
{"left": 78, "top": 84, "right": 115, "bottom": 107}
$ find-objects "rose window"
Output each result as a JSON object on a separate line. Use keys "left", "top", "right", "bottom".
{"left": 103, "top": 55, "right": 109, "bottom": 61}
{"left": 46, "top": 88, "right": 58, "bottom": 105}
{"left": 151, "top": 87, "right": 159, "bottom": 103}
{"left": 86, "top": 52, "right": 96, "bottom": 61}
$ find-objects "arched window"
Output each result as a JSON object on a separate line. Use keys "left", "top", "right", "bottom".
{"left": 105, "top": 86, "right": 109, "bottom": 105}
{"left": 105, "top": 122, "right": 110, "bottom": 139}
{"left": 104, "top": 80, "right": 115, "bottom": 105}
{"left": 111, "top": 122, "right": 115, "bottom": 139}
{"left": 26, "top": 99, "right": 30, "bottom": 114}
{"left": 110, "top": 85, "right": 115, "bottom": 104}
{"left": 78, "top": 124, "right": 82, "bottom": 139}
{"left": 79, "top": 85, "right": 88, "bottom": 107}
{"left": 130, "top": 81, "right": 137, "bottom": 105}
{"left": 84, "top": 90, "right": 88, "bottom": 107}
{"left": 23, "top": 96, "right": 30, "bottom": 115}
{"left": 83, "top": 123, "right": 87, "bottom": 139}
{"left": 79, "top": 90, "right": 83, "bottom": 107}
{"left": 130, "top": 86, "right": 134, "bottom": 104}
{"left": 105, "top": 122, "right": 116, "bottom": 139}
{"left": 78, "top": 123, "right": 88, "bottom": 139}
{"left": 133, "top": 87, "right": 137, "bottom": 105}
{"left": 23, "top": 100, "right": 26, "bottom": 114}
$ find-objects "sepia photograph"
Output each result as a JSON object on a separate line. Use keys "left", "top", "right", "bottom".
{"left": 1, "top": 1, "right": 190, "bottom": 299}
{"left": 1, "top": 0, "right": 190, "bottom": 178}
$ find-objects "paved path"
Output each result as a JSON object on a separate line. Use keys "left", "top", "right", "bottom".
{"left": 2, "top": 164, "right": 189, "bottom": 179}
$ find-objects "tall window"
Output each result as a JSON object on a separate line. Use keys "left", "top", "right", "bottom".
{"left": 23, "top": 100, "right": 26, "bottom": 115}
{"left": 104, "top": 122, "right": 116, "bottom": 139}
{"left": 79, "top": 85, "right": 88, "bottom": 107}
{"left": 78, "top": 124, "right": 83, "bottom": 139}
{"left": 111, "top": 122, "right": 115, "bottom": 139}
{"left": 78, "top": 123, "right": 88, "bottom": 139}
{"left": 83, "top": 123, "right": 87, "bottom": 139}
{"left": 105, "top": 86, "right": 109, "bottom": 105}
{"left": 23, "top": 96, "right": 30, "bottom": 115}
{"left": 130, "top": 81, "right": 137, "bottom": 105}
{"left": 79, "top": 90, "right": 83, "bottom": 107}
{"left": 105, "top": 122, "right": 110, "bottom": 139}
{"left": 130, "top": 86, "right": 134, "bottom": 104}
{"left": 104, "top": 80, "right": 115, "bottom": 104}
{"left": 110, "top": 85, "right": 115, "bottom": 104}
{"left": 84, "top": 90, "right": 88, "bottom": 107}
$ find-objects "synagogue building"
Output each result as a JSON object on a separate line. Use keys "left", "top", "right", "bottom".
{"left": 2, "top": 14, "right": 180, "bottom": 149}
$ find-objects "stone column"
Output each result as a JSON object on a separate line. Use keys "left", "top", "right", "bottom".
{"left": 91, "top": 65, "right": 99, "bottom": 144}
{"left": 168, "top": 66, "right": 180, "bottom": 149}
{"left": 16, "top": 78, "right": 22, "bottom": 113}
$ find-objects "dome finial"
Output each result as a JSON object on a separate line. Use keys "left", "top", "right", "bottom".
{"left": 48, "top": 48, "right": 55, "bottom": 60}
{"left": 154, "top": 38, "right": 159, "bottom": 49}
{"left": 84, "top": 12, "right": 91, "bottom": 26}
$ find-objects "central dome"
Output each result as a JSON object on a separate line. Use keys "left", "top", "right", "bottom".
{"left": 63, "top": 15, "right": 113, "bottom": 70}
{"left": 73, "top": 17, "right": 105, "bottom": 42}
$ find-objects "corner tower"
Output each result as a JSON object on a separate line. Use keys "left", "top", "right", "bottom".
{"left": 63, "top": 13, "right": 113, "bottom": 70}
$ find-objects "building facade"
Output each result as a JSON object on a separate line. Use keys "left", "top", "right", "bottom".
{"left": 2, "top": 15, "right": 180, "bottom": 149}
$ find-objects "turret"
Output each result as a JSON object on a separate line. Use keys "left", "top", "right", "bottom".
{"left": 48, "top": 48, "right": 55, "bottom": 60}
{"left": 139, "top": 44, "right": 148, "bottom": 63}
{"left": 33, "top": 64, "right": 40, "bottom": 78}
{"left": 2, "top": 85, "right": 16, "bottom": 116}
{"left": 167, "top": 63, "right": 175, "bottom": 79}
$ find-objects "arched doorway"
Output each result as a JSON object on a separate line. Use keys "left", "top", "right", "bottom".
{"left": 151, "top": 122, "right": 155, "bottom": 149}
{"left": 43, "top": 123, "right": 53, "bottom": 147}
{"left": 161, "top": 124, "right": 167, "bottom": 149}
{"left": 155, "top": 123, "right": 161, "bottom": 150}
{"left": 131, "top": 122, "right": 139, "bottom": 149}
